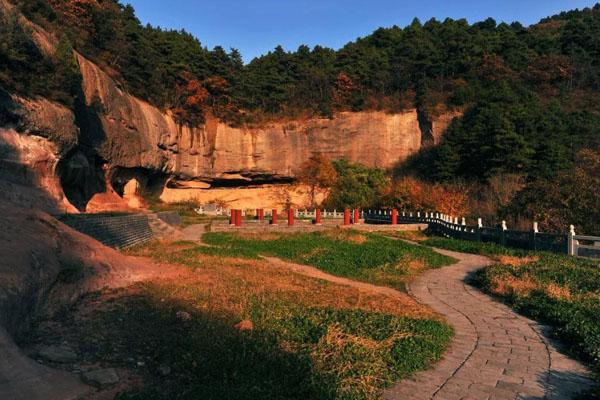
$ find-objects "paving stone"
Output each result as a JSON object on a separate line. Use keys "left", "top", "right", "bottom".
{"left": 383, "top": 247, "right": 593, "bottom": 400}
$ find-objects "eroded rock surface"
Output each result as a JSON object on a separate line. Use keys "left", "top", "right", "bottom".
{"left": 76, "top": 54, "right": 459, "bottom": 183}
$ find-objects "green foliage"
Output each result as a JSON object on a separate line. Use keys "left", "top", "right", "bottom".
{"left": 506, "top": 149, "right": 600, "bottom": 235}
{"left": 52, "top": 36, "right": 82, "bottom": 105}
{"left": 428, "top": 87, "right": 600, "bottom": 181}
{"left": 325, "top": 160, "right": 387, "bottom": 209}
{"left": 0, "top": 9, "right": 50, "bottom": 97}
{"left": 423, "top": 236, "right": 528, "bottom": 257}
{"left": 0, "top": 8, "right": 82, "bottom": 106}
{"left": 201, "top": 231, "right": 455, "bottom": 290}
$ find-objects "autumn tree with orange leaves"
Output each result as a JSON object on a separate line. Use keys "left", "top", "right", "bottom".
{"left": 332, "top": 72, "right": 355, "bottom": 109}
{"left": 384, "top": 176, "right": 470, "bottom": 216}
{"left": 172, "top": 71, "right": 209, "bottom": 126}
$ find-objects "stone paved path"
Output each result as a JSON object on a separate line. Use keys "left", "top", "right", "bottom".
{"left": 384, "top": 247, "right": 595, "bottom": 400}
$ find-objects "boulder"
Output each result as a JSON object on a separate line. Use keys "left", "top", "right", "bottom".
{"left": 82, "top": 368, "right": 119, "bottom": 388}
{"left": 38, "top": 345, "right": 78, "bottom": 363}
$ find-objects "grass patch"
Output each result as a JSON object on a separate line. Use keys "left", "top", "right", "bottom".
{"left": 423, "top": 236, "right": 529, "bottom": 257}
{"left": 199, "top": 230, "right": 455, "bottom": 290}
{"left": 33, "top": 248, "right": 452, "bottom": 400}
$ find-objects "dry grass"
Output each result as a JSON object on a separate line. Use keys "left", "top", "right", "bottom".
{"left": 312, "top": 325, "right": 405, "bottom": 398}
{"left": 495, "top": 255, "right": 540, "bottom": 267}
{"left": 32, "top": 238, "right": 453, "bottom": 400}
{"left": 229, "top": 231, "right": 284, "bottom": 241}
{"left": 127, "top": 240, "right": 432, "bottom": 319}
{"left": 545, "top": 283, "right": 573, "bottom": 301}
{"left": 322, "top": 228, "right": 368, "bottom": 244}
{"left": 489, "top": 273, "right": 574, "bottom": 302}
{"left": 490, "top": 274, "right": 538, "bottom": 297}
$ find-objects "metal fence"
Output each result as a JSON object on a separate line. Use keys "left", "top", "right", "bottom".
{"left": 364, "top": 210, "right": 599, "bottom": 259}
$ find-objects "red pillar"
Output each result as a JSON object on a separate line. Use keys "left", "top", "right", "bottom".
{"left": 315, "top": 209, "right": 322, "bottom": 225}
{"left": 230, "top": 209, "right": 235, "bottom": 225}
{"left": 257, "top": 208, "right": 264, "bottom": 221}
{"left": 288, "top": 208, "right": 295, "bottom": 226}
{"left": 271, "top": 209, "right": 278, "bottom": 225}
{"left": 391, "top": 209, "right": 398, "bottom": 225}
{"left": 353, "top": 208, "right": 360, "bottom": 224}
{"left": 344, "top": 208, "right": 350, "bottom": 225}
{"left": 235, "top": 210, "right": 242, "bottom": 227}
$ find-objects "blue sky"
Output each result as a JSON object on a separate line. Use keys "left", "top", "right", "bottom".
{"left": 124, "top": 0, "right": 598, "bottom": 62}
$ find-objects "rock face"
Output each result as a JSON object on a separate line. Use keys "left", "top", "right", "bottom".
{"left": 76, "top": 54, "right": 459, "bottom": 184}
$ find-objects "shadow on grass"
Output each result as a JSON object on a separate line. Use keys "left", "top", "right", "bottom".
{"left": 519, "top": 369, "right": 598, "bottom": 400}
{"left": 78, "top": 293, "right": 338, "bottom": 400}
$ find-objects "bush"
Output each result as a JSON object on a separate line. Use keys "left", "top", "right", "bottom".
{"left": 324, "top": 160, "right": 387, "bottom": 209}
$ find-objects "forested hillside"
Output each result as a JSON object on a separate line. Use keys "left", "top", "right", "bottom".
{"left": 1, "top": 0, "right": 599, "bottom": 231}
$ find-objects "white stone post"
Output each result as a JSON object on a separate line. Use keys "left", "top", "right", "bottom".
{"left": 461, "top": 217, "right": 466, "bottom": 226}
{"left": 478, "top": 218, "right": 483, "bottom": 228}
{"left": 533, "top": 222, "right": 539, "bottom": 233}
{"left": 568, "top": 225, "right": 577, "bottom": 256}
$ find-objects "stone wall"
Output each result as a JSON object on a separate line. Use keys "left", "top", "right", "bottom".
{"left": 58, "top": 214, "right": 156, "bottom": 249}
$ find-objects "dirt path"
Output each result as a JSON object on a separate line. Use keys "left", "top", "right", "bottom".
{"left": 384, "top": 247, "right": 594, "bottom": 400}
{"left": 263, "top": 257, "right": 407, "bottom": 300}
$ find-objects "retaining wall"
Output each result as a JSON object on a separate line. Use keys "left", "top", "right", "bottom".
{"left": 58, "top": 212, "right": 179, "bottom": 249}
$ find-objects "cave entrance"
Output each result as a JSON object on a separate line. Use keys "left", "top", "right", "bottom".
{"left": 56, "top": 151, "right": 105, "bottom": 212}
{"left": 110, "top": 167, "right": 168, "bottom": 202}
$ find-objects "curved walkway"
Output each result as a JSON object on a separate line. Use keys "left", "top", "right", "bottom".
{"left": 384, "top": 248, "right": 594, "bottom": 400}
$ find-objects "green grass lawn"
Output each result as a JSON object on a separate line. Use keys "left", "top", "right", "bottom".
{"left": 199, "top": 230, "right": 456, "bottom": 291}
{"left": 93, "top": 288, "right": 452, "bottom": 400}
{"left": 422, "top": 236, "right": 600, "bottom": 395}
{"left": 423, "top": 236, "right": 530, "bottom": 257}
{"left": 34, "top": 239, "right": 455, "bottom": 400}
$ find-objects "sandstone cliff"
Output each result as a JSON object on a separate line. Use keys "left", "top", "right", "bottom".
{"left": 0, "top": 7, "right": 462, "bottom": 211}
{"left": 77, "top": 53, "right": 458, "bottom": 184}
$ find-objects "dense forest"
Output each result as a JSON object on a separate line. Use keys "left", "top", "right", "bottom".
{"left": 1, "top": 0, "right": 599, "bottom": 232}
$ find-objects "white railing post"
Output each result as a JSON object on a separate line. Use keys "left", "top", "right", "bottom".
{"left": 533, "top": 222, "right": 539, "bottom": 233}
{"left": 500, "top": 220, "right": 508, "bottom": 246}
{"left": 568, "top": 225, "right": 577, "bottom": 256}
{"left": 461, "top": 217, "right": 466, "bottom": 226}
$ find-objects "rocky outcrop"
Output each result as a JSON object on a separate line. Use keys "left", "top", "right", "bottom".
{"left": 0, "top": 91, "right": 79, "bottom": 213}
{"left": 76, "top": 54, "right": 460, "bottom": 185}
